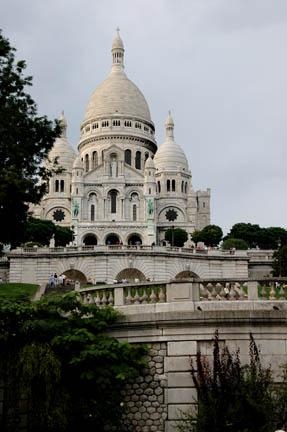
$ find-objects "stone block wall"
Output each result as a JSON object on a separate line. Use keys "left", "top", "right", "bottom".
{"left": 122, "top": 342, "right": 168, "bottom": 431}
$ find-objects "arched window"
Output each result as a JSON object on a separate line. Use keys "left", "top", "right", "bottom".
{"left": 167, "top": 179, "right": 170, "bottom": 192}
{"left": 60, "top": 180, "right": 64, "bottom": 192}
{"left": 125, "top": 149, "right": 131, "bottom": 165}
{"left": 109, "top": 190, "right": 118, "bottom": 213}
{"left": 91, "top": 204, "right": 95, "bottom": 221}
{"left": 133, "top": 204, "right": 137, "bottom": 221}
{"left": 135, "top": 151, "right": 141, "bottom": 169}
{"left": 157, "top": 181, "right": 161, "bottom": 193}
{"left": 172, "top": 179, "right": 176, "bottom": 192}
{"left": 55, "top": 180, "right": 59, "bottom": 192}
{"left": 185, "top": 182, "right": 187, "bottom": 193}
{"left": 85, "top": 154, "right": 89, "bottom": 172}
{"left": 181, "top": 181, "right": 184, "bottom": 193}
{"left": 92, "top": 151, "right": 98, "bottom": 169}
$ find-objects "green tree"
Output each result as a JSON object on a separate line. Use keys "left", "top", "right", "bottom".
{"left": 54, "top": 225, "right": 74, "bottom": 247}
{"left": 177, "top": 331, "right": 280, "bottom": 432}
{"left": 221, "top": 238, "right": 249, "bottom": 250}
{"left": 165, "top": 227, "right": 188, "bottom": 247}
{"left": 224, "top": 223, "right": 287, "bottom": 250}
{"left": 23, "top": 217, "right": 74, "bottom": 247}
{"left": 258, "top": 227, "right": 287, "bottom": 250}
{"left": 191, "top": 225, "right": 223, "bottom": 247}
{"left": 0, "top": 292, "right": 147, "bottom": 431}
{"left": 272, "top": 245, "right": 287, "bottom": 276}
{"left": 224, "top": 223, "right": 261, "bottom": 248}
{"left": 0, "top": 30, "right": 61, "bottom": 247}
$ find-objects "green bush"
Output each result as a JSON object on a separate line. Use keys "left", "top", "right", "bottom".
{"left": 177, "top": 330, "right": 286, "bottom": 432}
{"left": 221, "top": 238, "right": 249, "bottom": 250}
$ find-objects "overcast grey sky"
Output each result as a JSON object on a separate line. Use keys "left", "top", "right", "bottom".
{"left": 2, "top": 0, "right": 287, "bottom": 235}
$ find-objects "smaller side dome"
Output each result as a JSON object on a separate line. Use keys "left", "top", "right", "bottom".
{"left": 154, "top": 112, "right": 189, "bottom": 172}
{"left": 73, "top": 154, "right": 83, "bottom": 169}
{"left": 144, "top": 156, "right": 155, "bottom": 169}
{"left": 48, "top": 113, "right": 76, "bottom": 170}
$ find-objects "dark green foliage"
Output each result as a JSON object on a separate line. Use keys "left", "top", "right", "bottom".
{"left": 221, "top": 238, "right": 249, "bottom": 250}
{"left": 22, "top": 217, "right": 74, "bottom": 247}
{"left": 224, "top": 223, "right": 287, "bottom": 250}
{"left": 191, "top": 225, "right": 223, "bottom": 247}
{"left": 0, "top": 292, "right": 147, "bottom": 431}
{"left": 54, "top": 224, "right": 74, "bottom": 246}
{"left": 23, "top": 217, "right": 55, "bottom": 246}
{"left": 272, "top": 245, "right": 287, "bottom": 276}
{"left": 177, "top": 331, "right": 284, "bottom": 432}
{"left": 165, "top": 227, "right": 188, "bottom": 247}
{"left": 0, "top": 30, "right": 61, "bottom": 247}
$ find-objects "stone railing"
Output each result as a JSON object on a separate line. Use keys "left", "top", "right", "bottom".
{"left": 77, "top": 278, "right": 287, "bottom": 307}
{"left": 9, "top": 244, "right": 251, "bottom": 257}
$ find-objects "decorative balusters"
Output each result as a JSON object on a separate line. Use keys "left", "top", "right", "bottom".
{"left": 278, "top": 285, "right": 285, "bottom": 300}
{"left": 218, "top": 283, "right": 226, "bottom": 299}
{"left": 150, "top": 288, "right": 157, "bottom": 303}
{"left": 158, "top": 286, "right": 166, "bottom": 302}
{"left": 93, "top": 291, "right": 101, "bottom": 306}
{"left": 78, "top": 279, "right": 287, "bottom": 307}
{"left": 260, "top": 285, "right": 267, "bottom": 300}
{"left": 200, "top": 284, "right": 208, "bottom": 300}
{"left": 122, "top": 285, "right": 166, "bottom": 304}
{"left": 133, "top": 288, "right": 140, "bottom": 304}
{"left": 269, "top": 283, "right": 276, "bottom": 300}
{"left": 125, "top": 287, "right": 132, "bottom": 304}
{"left": 141, "top": 290, "right": 148, "bottom": 304}
{"left": 108, "top": 290, "right": 114, "bottom": 305}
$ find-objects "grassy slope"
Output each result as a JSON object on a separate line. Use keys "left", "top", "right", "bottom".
{"left": 0, "top": 283, "right": 38, "bottom": 300}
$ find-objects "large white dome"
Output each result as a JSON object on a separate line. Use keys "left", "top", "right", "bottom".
{"left": 83, "top": 30, "right": 152, "bottom": 123}
{"left": 154, "top": 113, "right": 189, "bottom": 171}
{"left": 84, "top": 70, "right": 151, "bottom": 122}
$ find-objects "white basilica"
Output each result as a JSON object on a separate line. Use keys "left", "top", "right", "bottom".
{"left": 32, "top": 30, "right": 210, "bottom": 246}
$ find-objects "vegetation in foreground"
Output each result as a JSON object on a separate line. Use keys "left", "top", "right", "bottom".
{"left": 177, "top": 330, "right": 287, "bottom": 432}
{"left": 0, "top": 290, "right": 147, "bottom": 431}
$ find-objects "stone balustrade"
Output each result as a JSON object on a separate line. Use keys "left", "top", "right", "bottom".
{"left": 10, "top": 244, "right": 252, "bottom": 256}
{"left": 77, "top": 278, "right": 287, "bottom": 308}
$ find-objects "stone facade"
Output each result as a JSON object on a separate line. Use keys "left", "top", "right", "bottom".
{"left": 31, "top": 31, "right": 210, "bottom": 247}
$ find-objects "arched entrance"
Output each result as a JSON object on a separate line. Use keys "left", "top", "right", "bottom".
{"left": 106, "top": 233, "right": 120, "bottom": 245}
{"left": 175, "top": 270, "right": 199, "bottom": 280}
{"left": 127, "top": 234, "right": 142, "bottom": 245}
{"left": 116, "top": 268, "right": 146, "bottom": 282}
{"left": 83, "top": 234, "right": 97, "bottom": 246}
{"left": 62, "top": 269, "right": 87, "bottom": 285}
